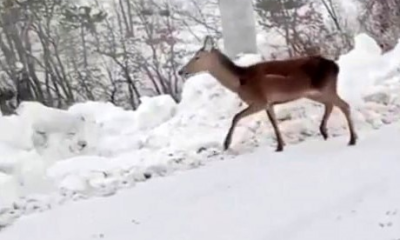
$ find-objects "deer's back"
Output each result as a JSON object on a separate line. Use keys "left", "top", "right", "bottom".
{"left": 247, "top": 56, "right": 339, "bottom": 89}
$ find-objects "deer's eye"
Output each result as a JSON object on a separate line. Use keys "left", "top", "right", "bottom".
{"left": 194, "top": 56, "right": 200, "bottom": 60}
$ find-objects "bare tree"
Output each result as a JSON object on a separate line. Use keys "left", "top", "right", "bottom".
{"left": 0, "top": 0, "right": 236, "bottom": 110}
{"left": 255, "top": 0, "right": 352, "bottom": 58}
{"left": 358, "top": 0, "right": 400, "bottom": 52}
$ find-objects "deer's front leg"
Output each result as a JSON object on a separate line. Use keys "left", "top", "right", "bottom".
{"left": 223, "top": 104, "right": 263, "bottom": 150}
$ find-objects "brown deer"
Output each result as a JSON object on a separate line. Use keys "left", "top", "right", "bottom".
{"left": 178, "top": 36, "right": 357, "bottom": 152}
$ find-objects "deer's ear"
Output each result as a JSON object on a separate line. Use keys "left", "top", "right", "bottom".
{"left": 203, "top": 35, "right": 214, "bottom": 52}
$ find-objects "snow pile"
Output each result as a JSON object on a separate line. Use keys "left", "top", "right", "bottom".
{"left": 134, "top": 95, "right": 177, "bottom": 130}
{"left": 0, "top": 102, "right": 102, "bottom": 206}
{"left": 337, "top": 34, "right": 383, "bottom": 106}
{"left": 0, "top": 115, "right": 31, "bottom": 150}
{"left": 1, "top": 33, "right": 400, "bottom": 229}
{"left": 0, "top": 101, "right": 99, "bottom": 160}
{"left": 66, "top": 95, "right": 177, "bottom": 157}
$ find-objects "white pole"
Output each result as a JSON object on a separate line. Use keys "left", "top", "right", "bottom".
{"left": 219, "top": 0, "right": 258, "bottom": 57}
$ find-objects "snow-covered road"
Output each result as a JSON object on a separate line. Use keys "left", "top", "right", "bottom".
{"left": 1, "top": 124, "right": 399, "bottom": 240}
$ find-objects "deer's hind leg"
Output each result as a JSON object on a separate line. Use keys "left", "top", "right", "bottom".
{"left": 308, "top": 92, "right": 357, "bottom": 146}
{"left": 223, "top": 104, "right": 264, "bottom": 150}
{"left": 330, "top": 94, "right": 358, "bottom": 146}
{"left": 307, "top": 96, "right": 334, "bottom": 140}
{"left": 265, "top": 104, "right": 285, "bottom": 152}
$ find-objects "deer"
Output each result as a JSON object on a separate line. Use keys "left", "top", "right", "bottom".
{"left": 178, "top": 36, "right": 357, "bottom": 152}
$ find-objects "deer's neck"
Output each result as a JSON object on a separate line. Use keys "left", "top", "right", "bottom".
{"left": 208, "top": 59, "right": 247, "bottom": 93}
{"left": 209, "top": 67, "right": 240, "bottom": 92}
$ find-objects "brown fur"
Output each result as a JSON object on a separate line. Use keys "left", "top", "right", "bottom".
{"left": 178, "top": 36, "right": 357, "bottom": 152}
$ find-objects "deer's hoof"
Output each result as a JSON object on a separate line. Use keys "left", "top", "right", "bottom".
{"left": 223, "top": 142, "right": 230, "bottom": 151}
{"left": 348, "top": 134, "right": 358, "bottom": 146}
{"left": 320, "top": 128, "right": 328, "bottom": 140}
{"left": 275, "top": 146, "right": 284, "bottom": 152}
{"left": 322, "top": 133, "right": 329, "bottom": 140}
{"left": 348, "top": 138, "right": 357, "bottom": 146}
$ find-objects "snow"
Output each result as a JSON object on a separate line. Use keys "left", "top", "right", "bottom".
{"left": 1, "top": 33, "right": 400, "bottom": 231}
{"left": 134, "top": 95, "right": 177, "bottom": 131}
{"left": 0, "top": 124, "right": 400, "bottom": 240}
{"left": 337, "top": 34, "right": 388, "bottom": 106}
{"left": 0, "top": 173, "right": 19, "bottom": 207}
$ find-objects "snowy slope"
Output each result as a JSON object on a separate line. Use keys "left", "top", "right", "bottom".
{"left": 0, "top": 124, "right": 399, "bottom": 240}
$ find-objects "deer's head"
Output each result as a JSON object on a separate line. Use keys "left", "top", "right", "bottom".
{"left": 178, "top": 36, "right": 219, "bottom": 78}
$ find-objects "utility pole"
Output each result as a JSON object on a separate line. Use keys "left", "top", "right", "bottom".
{"left": 219, "top": 0, "right": 258, "bottom": 58}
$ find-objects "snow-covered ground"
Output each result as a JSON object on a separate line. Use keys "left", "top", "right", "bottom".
{"left": 1, "top": 33, "right": 400, "bottom": 231}
{"left": 1, "top": 124, "right": 400, "bottom": 240}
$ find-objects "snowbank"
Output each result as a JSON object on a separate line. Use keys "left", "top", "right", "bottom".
{"left": 1, "top": 33, "right": 400, "bottom": 229}
{"left": 337, "top": 34, "right": 383, "bottom": 105}
{"left": 0, "top": 101, "right": 99, "bottom": 160}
